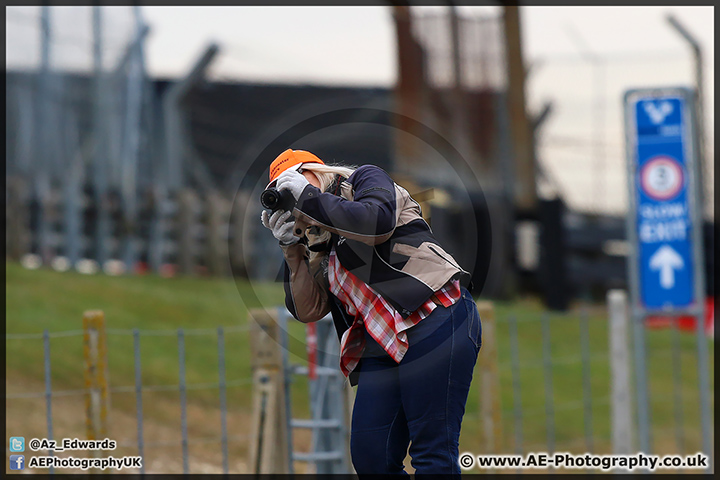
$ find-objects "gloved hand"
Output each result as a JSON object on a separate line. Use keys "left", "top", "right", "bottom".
{"left": 275, "top": 168, "right": 310, "bottom": 201}
{"left": 261, "top": 209, "right": 299, "bottom": 245}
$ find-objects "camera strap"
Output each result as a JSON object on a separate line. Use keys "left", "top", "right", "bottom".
{"left": 333, "top": 174, "right": 343, "bottom": 196}
{"left": 308, "top": 241, "right": 331, "bottom": 253}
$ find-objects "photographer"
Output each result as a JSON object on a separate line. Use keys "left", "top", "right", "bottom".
{"left": 260, "top": 149, "right": 482, "bottom": 475}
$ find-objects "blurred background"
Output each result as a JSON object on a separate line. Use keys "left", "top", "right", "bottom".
{"left": 5, "top": 4, "right": 714, "bottom": 475}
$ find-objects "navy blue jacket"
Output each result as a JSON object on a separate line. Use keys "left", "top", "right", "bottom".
{"left": 280, "top": 165, "right": 469, "bottom": 384}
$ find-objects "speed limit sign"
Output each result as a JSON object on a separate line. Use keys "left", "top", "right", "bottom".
{"left": 640, "top": 155, "right": 684, "bottom": 201}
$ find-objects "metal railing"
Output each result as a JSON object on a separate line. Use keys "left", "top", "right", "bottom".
{"left": 6, "top": 324, "right": 254, "bottom": 474}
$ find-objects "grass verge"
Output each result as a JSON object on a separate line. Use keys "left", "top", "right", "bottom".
{"left": 6, "top": 262, "right": 713, "bottom": 473}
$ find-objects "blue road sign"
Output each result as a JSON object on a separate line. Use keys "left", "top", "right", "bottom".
{"left": 626, "top": 91, "right": 697, "bottom": 310}
{"left": 624, "top": 88, "right": 711, "bottom": 471}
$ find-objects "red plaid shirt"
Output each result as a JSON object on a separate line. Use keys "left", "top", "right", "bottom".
{"left": 328, "top": 248, "right": 462, "bottom": 377}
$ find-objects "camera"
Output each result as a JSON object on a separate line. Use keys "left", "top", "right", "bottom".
{"left": 260, "top": 187, "right": 296, "bottom": 212}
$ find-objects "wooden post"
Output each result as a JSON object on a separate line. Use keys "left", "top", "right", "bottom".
{"left": 476, "top": 301, "right": 503, "bottom": 461}
{"left": 248, "top": 308, "right": 290, "bottom": 473}
{"left": 83, "top": 310, "right": 110, "bottom": 471}
{"left": 502, "top": 5, "right": 537, "bottom": 214}
{"left": 391, "top": 6, "right": 426, "bottom": 174}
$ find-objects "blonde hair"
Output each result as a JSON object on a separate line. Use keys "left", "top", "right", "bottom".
{"left": 300, "top": 163, "right": 356, "bottom": 192}
{"left": 299, "top": 163, "right": 356, "bottom": 246}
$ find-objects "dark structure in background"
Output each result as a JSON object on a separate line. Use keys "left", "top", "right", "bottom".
{"left": 392, "top": 6, "right": 515, "bottom": 300}
{"left": 538, "top": 198, "right": 569, "bottom": 310}
{"left": 5, "top": 73, "right": 394, "bottom": 194}
{"left": 392, "top": 5, "right": 562, "bottom": 304}
{"left": 6, "top": 69, "right": 714, "bottom": 301}
{"left": 176, "top": 81, "right": 394, "bottom": 189}
{"left": 6, "top": 69, "right": 395, "bottom": 278}
{"left": 6, "top": 6, "right": 714, "bottom": 307}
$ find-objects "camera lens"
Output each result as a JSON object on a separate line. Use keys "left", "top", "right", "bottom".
{"left": 260, "top": 188, "right": 280, "bottom": 210}
{"left": 260, "top": 187, "right": 296, "bottom": 212}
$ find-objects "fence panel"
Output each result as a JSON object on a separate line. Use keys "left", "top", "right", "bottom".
{"left": 6, "top": 324, "right": 254, "bottom": 474}
{"left": 6, "top": 301, "right": 714, "bottom": 474}
{"left": 7, "top": 183, "right": 254, "bottom": 279}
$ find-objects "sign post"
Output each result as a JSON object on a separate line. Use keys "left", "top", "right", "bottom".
{"left": 623, "top": 87, "right": 710, "bottom": 469}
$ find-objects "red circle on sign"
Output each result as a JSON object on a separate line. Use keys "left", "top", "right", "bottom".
{"left": 640, "top": 156, "right": 684, "bottom": 201}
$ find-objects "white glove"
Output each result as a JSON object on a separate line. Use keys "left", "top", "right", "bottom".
{"left": 275, "top": 168, "right": 310, "bottom": 201}
{"left": 261, "top": 209, "right": 299, "bottom": 245}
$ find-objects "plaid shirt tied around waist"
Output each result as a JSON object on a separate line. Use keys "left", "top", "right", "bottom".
{"left": 328, "top": 248, "right": 461, "bottom": 377}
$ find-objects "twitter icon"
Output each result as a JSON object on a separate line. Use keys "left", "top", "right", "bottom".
{"left": 9, "top": 437, "right": 25, "bottom": 452}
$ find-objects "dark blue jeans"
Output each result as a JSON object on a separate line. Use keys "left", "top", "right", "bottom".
{"left": 350, "top": 288, "right": 481, "bottom": 475}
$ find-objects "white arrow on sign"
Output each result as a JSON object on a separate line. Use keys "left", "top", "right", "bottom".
{"left": 649, "top": 244, "right": 684, "bottom": 289}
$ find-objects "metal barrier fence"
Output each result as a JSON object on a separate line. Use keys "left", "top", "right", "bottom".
{"left": 5, "top": 308, "right": 347, "bottom": 475}
{"left": 5, "top": 302, "right": 714, "bottom": 473}
{"left": 480, "top": 302, "right": 714, "bottom": 473}
{"left": 5, "top": 178, "right": 259, "bottom": 279}
{"left": 6, "top": 323, "right": 254, "bottom": 474}
{"left": 498, "top": 309, "right": 608, "bottom": 458}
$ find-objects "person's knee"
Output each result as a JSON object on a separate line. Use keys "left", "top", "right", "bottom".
{"left": 351, "top": 429, "right": 407, "bottom": 474}
{"left": 351, "top": 431, "right": 385, "bottom": 473}
{"left": 407, "top": 418, "right": 460, "bottom": 474}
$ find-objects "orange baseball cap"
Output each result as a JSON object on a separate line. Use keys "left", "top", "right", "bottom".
{"left": 267, "top": 149, "right": 324, "bottom": 188}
